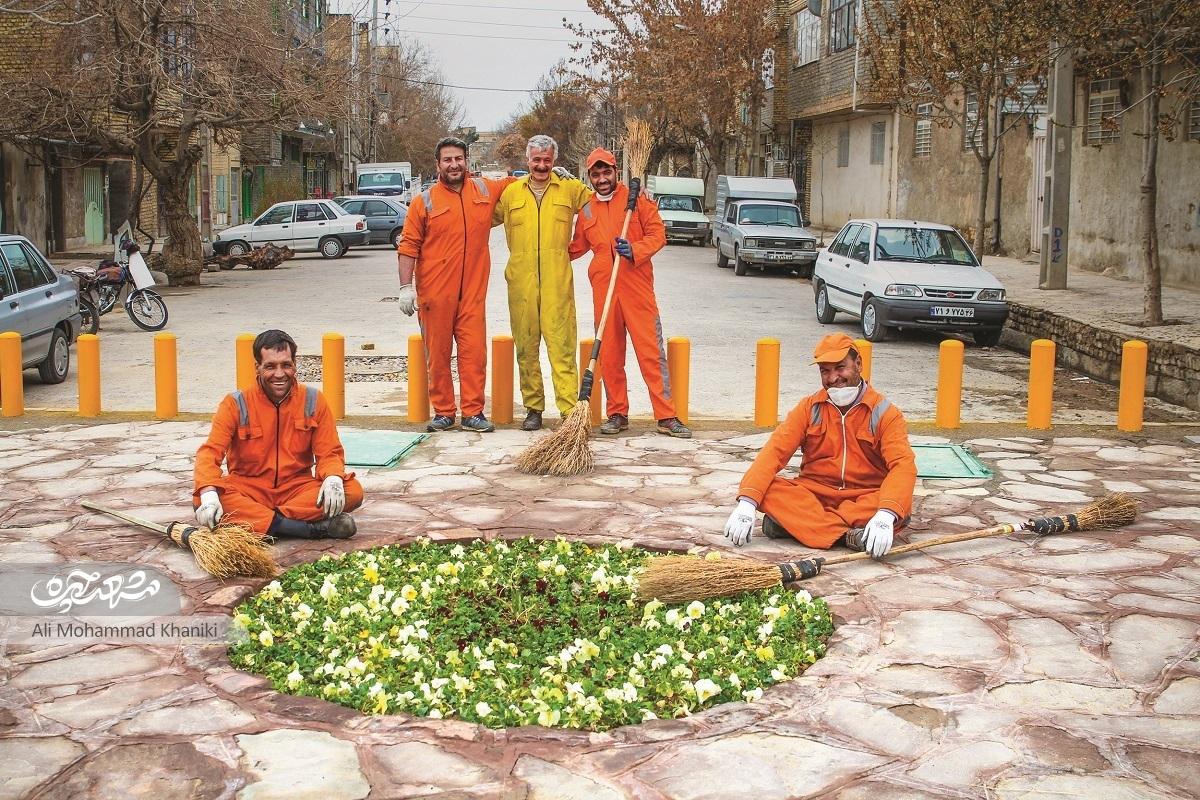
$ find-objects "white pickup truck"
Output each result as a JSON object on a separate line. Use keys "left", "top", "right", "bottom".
{"left": 712, "top": 176, "right": 818, "bottom": 278}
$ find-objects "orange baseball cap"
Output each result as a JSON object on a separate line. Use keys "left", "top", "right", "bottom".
{"left": 586, "top": 147, "right": 617, "bottom": 171}
{"left": 811, "top": 333, "right": 858, "bottom": 364}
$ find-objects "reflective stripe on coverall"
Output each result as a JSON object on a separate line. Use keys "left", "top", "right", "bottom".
{"left": 737, "top": 383, "right": 917, "bottom": 548}
{"left": 494, "top": 174, "right": 591, "bottom": 416}
{"left": 193, "top": 379, "right": 364, "bottom": 535}
{"left": 568, "top": 183, "right": 674, "bottom": 419}
{"left": 397, "top": 176, "right": 513, "bottom": 417}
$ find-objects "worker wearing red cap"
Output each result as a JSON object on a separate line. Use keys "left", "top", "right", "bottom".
{"left": 568, "top": 147, "right": 691, "bottom": 438}
{"left": 723, "top": 333, "right": 916, "bottom": 557}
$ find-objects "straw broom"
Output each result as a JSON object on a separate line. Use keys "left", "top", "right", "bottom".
{"left": 82, "top": 500, "right": 277, "bottom": 579}
{"left": 623, "top": 117, "right": 653, "bottom": 185}
{"left": 516, "top": 177, "right": 644, "bottom": 476}
{"left": 637, "top": 493, "right": 1138, "bottom": 604}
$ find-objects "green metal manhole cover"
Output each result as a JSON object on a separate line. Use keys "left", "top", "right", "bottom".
{"left": 913, "top": 444, "right": 992, "bottom": 479}
{"left": 341, "top": 430, "right": 429, "bottom": 468}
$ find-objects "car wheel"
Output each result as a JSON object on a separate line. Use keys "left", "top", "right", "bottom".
{"left": 319, "top": 236, "right": 345, "bottom": 259}
{"left": 37, "top": 327, "right": 70, "bottom": 384}
{"left": 716, "top": 241, "right": 729, "bottom": 268}
{"left": 815, "top": 283, "right": 837, "bottom": 324}
{"left": 734, "top": 246, "right": 748, "bottom": 276}
{"left": 861, "top": 298, "right": 890, "bottom": 342}
{"left": 391, "top": 229, "right": 403, "bottom": 249}
{"left": 974, "top": 328, "right": 1003, "bottom": 347}
{"left": 226, "top": 240, "right": 249, "bottom": 257}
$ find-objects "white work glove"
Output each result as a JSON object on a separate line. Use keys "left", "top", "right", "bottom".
{"left": 317, "top": 475, "right": 346, "bottom": 518}
{"left": 723, "top": 499, "right": 757, "bottom": 547}
{"left": 398, "top": 284, "right": 417, "bottom": 317}
{"left": 863, "top": 510, "right": 895, "bottom": 559}
{"left": 552, "top": 166, "right": 575, "bottom": 180}
{"left": 195, "top": 490, "right": 223, "bottom": 530}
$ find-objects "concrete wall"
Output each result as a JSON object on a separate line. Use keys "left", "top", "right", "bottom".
{"left": 58, "top": 165, "right": 86, "bottom": 250}
{"left": 1069, "top": 73, "right": 1200, "bottom": 289}
{"left": 1, "top": 144, "right": 49, "bottom": 252}
{"left": 808, "top": 113, "right": 893, "bottom": 229}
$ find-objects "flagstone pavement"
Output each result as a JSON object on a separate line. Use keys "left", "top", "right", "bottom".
{"left": 1, "top": 421, "right": 1198, "bottom": 799}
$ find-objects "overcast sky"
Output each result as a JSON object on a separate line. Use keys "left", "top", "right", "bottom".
{"left": 334, "top": 0, "right": 604, "bottom": 132}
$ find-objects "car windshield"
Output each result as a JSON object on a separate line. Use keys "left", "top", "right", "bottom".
{"left": 874, "top": 227, "right": 978, "bottom": 265}
{"left": 738, "top": 204, "right": 801, "bottom": 227}
{"left": 358, "top": 172, "right": 405, "bottom": 189}
{"left": 657, "top": 195, "right": 703, "bottom": 213}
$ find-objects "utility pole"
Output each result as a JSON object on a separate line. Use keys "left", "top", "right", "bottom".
{"left": 1039, "top": 44, "right": 1072, "bottom": 289}
{"left": 367, "top": 0, "right": 379, "bottom": 162}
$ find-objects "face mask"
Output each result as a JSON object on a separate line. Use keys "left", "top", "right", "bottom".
{"left": 826, "top": 384, "right": 861, "bottom": 406}
{"left": 595, "top": 191, "right": 614, "bottom": 202}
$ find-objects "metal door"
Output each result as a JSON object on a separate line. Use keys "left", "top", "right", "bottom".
{"left": 1029, "top": 131, "right": 1046, "bottom": 253}
{"left": 83, "top": 167, "right": 105, "bottom": 245}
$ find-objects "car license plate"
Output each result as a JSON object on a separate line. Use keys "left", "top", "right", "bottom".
{"left": 767, "top": 252, "right": 791, "bottom": 260}
{"left": 931, "top": 306, "right": 974, "bottom": 318}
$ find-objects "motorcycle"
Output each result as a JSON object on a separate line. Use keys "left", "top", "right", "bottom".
{"left": 94, "top": 242, "right": 169, "bottom": 332}
{"left": 63, "top": 265, "right": 102, "bottom": 335}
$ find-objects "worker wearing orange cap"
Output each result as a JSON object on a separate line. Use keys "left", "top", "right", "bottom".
{"left": 723, "top": 333, "right": 916, "bottom": 557}
{"left": 396, "top": 137, "right": 515, "bottom": 433}
{"left": 568, "top": 147, "right": 691, "bottom": 438}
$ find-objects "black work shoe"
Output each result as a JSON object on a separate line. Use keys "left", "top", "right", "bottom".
{"left": 656, "top": 417, "right": 692, "bottom": 439}
{"left": 426, "top": 415, "right": 455, "bottom": 432}
{"left": 841, "top": 527, "right": 867, "bottom": 552}
{"left": 309, "top": 513, "right": 357, "bottom": 539}
{"left": 461, "top": 413, "right": 495, "bottom": 432}
{"left": 599, "top": 414, "right": 629, "bottom": 435}
{"left": 521, "top": 410, "right": 543, "bottom": 431}
{"left": 762, "top": 515, "right": 792, "bottom": 540}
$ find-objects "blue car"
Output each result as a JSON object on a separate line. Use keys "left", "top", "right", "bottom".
{"left": 0, "top": 234, "right": 82, "bottom": 383}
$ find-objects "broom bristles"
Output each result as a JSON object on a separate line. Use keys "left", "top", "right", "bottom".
{"left": 1073, "top": 492, "right": 1138, "bottom": 528}
{"left": 515, "top": 399, "right": 594, "bottom": 476}
{"left": 637, "top": 555, "right": 783, "bottom": 604}
{"left": 170, "top": 522, "right": 277, "bottom": 579}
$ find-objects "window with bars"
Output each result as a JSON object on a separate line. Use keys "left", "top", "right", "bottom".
{"left": 1187, "top": 99, "right": 1199, "bottom": 141}
{"left": 870, "top": 121, "right": 886, "bottom": 164}
{"left": 830, "top": 0, "right": 856, "bottom": 53}
{"left": 1086, "top": 79, "right": 1122, "bottom": 146}
{"left": 962, "top": 93, "right": 984, "bottom": 152}
{"left": 914, "top": 103, "right": 933, "bottom": 156}
{"left": 794, "top": 10, "right": 821, "bottom": 66}
{"left": 837, "top": 127, "right": 850, "bottom": 167}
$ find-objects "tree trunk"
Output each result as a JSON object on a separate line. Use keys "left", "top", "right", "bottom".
{"left": 1140, "top": 58, "right": 1163, "bottom": 325}
{"left": 973, "top": 153, "right": 992, "bottom": 257}
{"left": 157, "top": 174, "right": 204, "bottom": 287}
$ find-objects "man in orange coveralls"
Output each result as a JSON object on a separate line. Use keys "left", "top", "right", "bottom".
{"left": 568, "top": 147, "right": 691, "bottom": 438}
{"left": 396, "top": 136, "right": 514, "bottom": 433}
{"left": 193, "top": 330, "right": 364, "bottom": 539}
{"left": 723, "top": 332, "right": 916, "bottom": 558}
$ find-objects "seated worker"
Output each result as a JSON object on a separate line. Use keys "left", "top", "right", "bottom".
{"left": 193, "top": 329, "right": 363, "bottom": 539}
{"left": 723, "top": 333, "right": 916, "bottom": 558}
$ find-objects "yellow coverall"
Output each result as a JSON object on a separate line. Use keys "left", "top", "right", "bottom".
{"left": 494, "top": 174, "right": 592, "bottom": 417}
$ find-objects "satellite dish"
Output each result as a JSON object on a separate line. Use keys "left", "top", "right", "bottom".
{"left": 808, "top": 0, "right": 822, "bottom": 15}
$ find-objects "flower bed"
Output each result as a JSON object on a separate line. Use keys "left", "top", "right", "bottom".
{"left": 230, "top": 537, "right": 833, "bottom": 731}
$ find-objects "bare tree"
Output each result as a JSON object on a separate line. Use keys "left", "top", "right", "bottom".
{"left": 0, "top": 0, "right": 354, "bottom": 285}
{"left": 372, "top": 41, "right": 463, "bottom": 178}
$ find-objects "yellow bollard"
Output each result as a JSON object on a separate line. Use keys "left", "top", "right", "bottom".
{"left": 668, "top": 337, "right": 690, "bottom": 425}
{"left": 78, "top": 333, "right": 101, "bottom": 417}
{"left": 154, "top": 333, "right": 178, "bottom": 419}
{"left": 1026, "top": 339, "right": 1055, "bottom": 429}
{"left": 1117, "top": 339, "right": 1148, "bottom": 432}
{"left": 579, "top": 338, "right": 602, "bottom": 425}
{"left": 322, "top": 332, "right": 345, "bottom": 420}
{"left": 854, "top": 338, "right": 873, "bottom": 382}
{"left": 236, "top": 333, "right": 255, "bottom": 391}
{"left": 0, "top": 331, "right": 23, "bottom": 417}
{"left": 491, "top": 335, "right": 514, "bottom": 424}
{"left": 755, "top": 338, "right": 780, "bottom": 427}
{"left": 935, "top": 339, "right": 964, "bottom": 429}
{"left": 407, "top": 333, "right": 430, "bottom": 423}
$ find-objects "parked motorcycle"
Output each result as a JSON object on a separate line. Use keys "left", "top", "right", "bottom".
{"left": 95, "top": 242, "right": 169, "bottom": 331}
{"left": 63, "top": 266, "right": 102, "bottom": 335}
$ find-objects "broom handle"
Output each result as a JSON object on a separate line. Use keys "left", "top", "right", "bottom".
{"left": 802, "top": 522, "right": 1021, "bottom": 568}
{"left": 81, "top": 500, "right": 171, "bottom": 536}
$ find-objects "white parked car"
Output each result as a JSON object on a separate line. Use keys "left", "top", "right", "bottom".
{"left": 812, "top": 219, "right": 1009, "bottom": 346}
{"left": 213, "top": 200, "right": 369, "bottom": 259}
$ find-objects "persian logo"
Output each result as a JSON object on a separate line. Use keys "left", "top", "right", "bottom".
{"left": 30, "top": 569, "right": 161, "bottom": 614}
{"left": 0, "top": 563, "right": 180, "bottom": 617}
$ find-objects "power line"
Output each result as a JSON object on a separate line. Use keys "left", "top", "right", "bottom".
{"left": 382, "top": 74, "right": 584, "bottom": 93}
{"left": 394, "top": 0, "right": 596, "bottom": 13}
{"left": 393, "top": 14, "right": 574, "bottom": 30}
{"left": 392, "top": 27, "right": 575, "bottom": 42}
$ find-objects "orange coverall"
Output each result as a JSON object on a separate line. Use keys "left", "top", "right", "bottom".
{"left": 193, "top": 380, "right": 363, "bottom": 535}
{"left": 738, "top": 383, "right": 917, "bottom": 548}
{"left": 568, "top": 184, "right": 676, "bottom": 420}
{"left": 397, "top": 176, "right": 513, "bottom": 417}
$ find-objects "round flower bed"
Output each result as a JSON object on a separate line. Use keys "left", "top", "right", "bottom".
{"left": 230, "top": 537, "right": 833, "bottom": 731}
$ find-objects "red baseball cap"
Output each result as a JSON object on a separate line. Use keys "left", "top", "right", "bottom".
{"left": 811, "top": 333, "right": 858, "bottom": 364}
{"left": 586, "top": 147, "right": 617, "bottom": 171}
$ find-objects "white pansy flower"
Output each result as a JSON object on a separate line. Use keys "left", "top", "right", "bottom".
{"left": 475, "top": 701, "right": 493, "bottom": 717}
{"left": 743, "top": 688, "right": 764, "bottom": 702}
{"left": 258, "top": 629, "right": 273, "bottom": 647}
{"left": 685, "top": 600, "right": 706, "bottom": 619}
{"left": 693, "top": 678, "right": 721, "bottom": 703}
{"left": 538, "top": 708, "right": 561, "bottom": 726}
{"left": 286, "top": 668, "right": 303, "bottom": 689}
{"left": 795, "top": 589, "right": 812, "bottom": 603}
{"left": 319, "top": 577, "right": 338, "bottom": 601}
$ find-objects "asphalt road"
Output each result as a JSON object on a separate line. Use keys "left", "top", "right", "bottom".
{"left": 20, "top": 229, "right": 1195, "bottom": 425}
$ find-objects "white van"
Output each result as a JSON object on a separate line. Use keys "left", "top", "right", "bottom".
{"left": 356, "top": 162, "right": 412, "bottom": 199}
{"left": 646, "top": 175, "right": 709, "bottom": 246}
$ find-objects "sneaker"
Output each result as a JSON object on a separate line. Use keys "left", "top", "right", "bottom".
{"left": 521, "top": 410, "right": 543, "bottom": 431}
{"left": 461, "top": 413, "right": 495, "bottom": 433}
{"left": 426, "top": 415, "right": 455, "bottom": 432}
{"left": 762, "top": 515, "right": 792, "bottom": 540}
{"left": 841, "top": 527, "right": 867, "bottom": 552}
{"left": 599, "top": 414, "right": 629, "bottom": 435}
{"left": 310, "top": 513, "right": 357, "bottom": 539}
{"left": 656, "top": 417, "right": 692, "bottom": 439}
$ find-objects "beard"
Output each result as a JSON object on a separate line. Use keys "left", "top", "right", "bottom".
{"left": 439, "top": 165, "right": 465, "bottom": 187}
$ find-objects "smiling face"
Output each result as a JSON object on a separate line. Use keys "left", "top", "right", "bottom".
{"left": 818, "top": 351, "right": 863, "bottom": 390}
{"left": 437, "top": 145, "right": 467, "bottom": 188}
{"left": 588, "top": 162, "right": 617, "bottom": 196}
{"left": 527, "top": 147, "right": 555, "bottom": 182}
{"left": 256, "top": 346, "right": 296, "bottom": 403}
